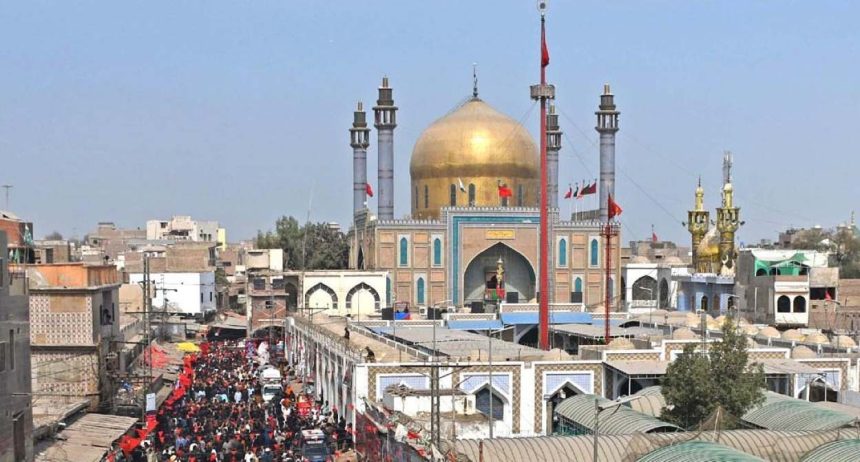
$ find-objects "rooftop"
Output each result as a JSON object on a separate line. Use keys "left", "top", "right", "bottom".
{"left": 34, "top": 413, "right": 138, "bottom": 462}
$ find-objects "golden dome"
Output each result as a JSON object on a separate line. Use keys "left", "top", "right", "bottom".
{"left": 697, "top": 227, "right": 720, "bottom": 259}
{"left": 410, "top": 98, "right": 539, "bottom": 219}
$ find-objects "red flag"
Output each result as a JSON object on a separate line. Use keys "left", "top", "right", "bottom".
{"left": 541, "top": 23, "right": 550, "bottom": 67}
{"left": 825, "top": 290, "right": 833, "bottom": 301}
{"left": 608, "top": 194, "right": 623, "bottom": 219}
{"left": 579, "top": 181, "right": 597, "bottom": 196}
{"left": 498, "top": 184, "right": 513, "bottom": 198}
{"left": 365, "top": 183, "right": 374, "bottom": 197}
{"left": 652, "top": 231, "right": 659, "bottom": 243}
{"left": 563, "top": 185, "right": 573, "bottom": 199}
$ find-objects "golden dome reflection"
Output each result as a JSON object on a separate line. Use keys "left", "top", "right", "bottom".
{"left": 410, "top": 97, "right": 539, "bottom": 219}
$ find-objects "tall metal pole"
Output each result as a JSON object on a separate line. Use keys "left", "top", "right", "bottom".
{"left": 488, "top": 330, "right": 494, "bottom": 439}
{"left": 536, "top": 6, "right": 551, "bottom": 351}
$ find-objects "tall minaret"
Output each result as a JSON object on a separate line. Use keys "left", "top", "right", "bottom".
{"left": 687, "top": 177, "right": 710, "bottom": 272}
{"left": 349, "top": 102, "right": 371, "bottom": 216}
{"left": 595, "top": 84, "right": 620, "bottom": 222}
{"left": 716, "top": 151, "right": 741, "bottom": 275}
{"left": 546, "top": 104, "right": 562, "bottom": 209}
{"left": 373, "top": 77, "right": 398, "bottom": 221}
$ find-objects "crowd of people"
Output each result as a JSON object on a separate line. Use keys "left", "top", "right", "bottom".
{"left": 116, "top": 339, "right": 353, "bottom": 462}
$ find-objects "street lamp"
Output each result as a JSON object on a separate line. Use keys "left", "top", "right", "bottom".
{"left": 593, "top": 395, "right": 643, "bottom": 462}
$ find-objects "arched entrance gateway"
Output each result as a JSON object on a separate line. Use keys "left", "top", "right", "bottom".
{"left": 463, "top": 243, "right": 536, "bottom": 306}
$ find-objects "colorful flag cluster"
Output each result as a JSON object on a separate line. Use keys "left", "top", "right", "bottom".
{"left": 563, "top": 180, "right": 597, "bottom": 200}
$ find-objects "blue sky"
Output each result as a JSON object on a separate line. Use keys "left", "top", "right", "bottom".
{"left": 1, "top": 1, "right": 857, "bottom": 244}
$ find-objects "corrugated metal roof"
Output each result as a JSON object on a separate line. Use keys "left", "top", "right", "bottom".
{"left": 799, "top": 439, "right": 860, "bottom": 461}
{"left": 629, "top": 386, "right": 667, "bottom": 417}
{"left": 605, "top": 360, "right": 670, "bottom": 377}
{"left": 636, "top": 440, "right": 765, "bottom": 462}
{"left": 447, "top": 320, "right": 504, "bottom": 331}
{"left": 500, "top": 312, "right": 592, "bottom": 325}
{"left": 742, "top": 393, "right": 859, "bottom": 431}
{"left": 455, "top": 430, "right": 856, "bottom": 462}
{"left": 551, "top": 323, "right": 663, "bottom": 340}
{"left": 35, "top": 413, "right": 138, "bottom": 462}
{"left": 555, "top": 394, "right": 680, "bottom": 435}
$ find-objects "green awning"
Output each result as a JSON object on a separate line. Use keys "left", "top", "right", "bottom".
{"left": 637, "top": 440, "right": 765, "bottom": 462}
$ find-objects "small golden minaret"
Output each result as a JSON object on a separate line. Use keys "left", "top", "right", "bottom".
{"left": 716, "top": 151, "right": 741, "bottom": 275}
{"left": 687, "top": 176, "right": 709, "bottom": 272}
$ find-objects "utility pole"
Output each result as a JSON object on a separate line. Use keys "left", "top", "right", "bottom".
{"left": 1, "top": 184, "right": 11, "bottom": 210}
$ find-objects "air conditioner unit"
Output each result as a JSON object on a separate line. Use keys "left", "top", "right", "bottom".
{"left": 418, "top": 307, "right": 428, "bottom": 316}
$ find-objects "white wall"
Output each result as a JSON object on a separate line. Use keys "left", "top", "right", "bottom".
{"left": 128, "top": 271, "right": 216, "bottom": 316}
{"left": 302, "top": 271, "right": 388, "bottom": 317}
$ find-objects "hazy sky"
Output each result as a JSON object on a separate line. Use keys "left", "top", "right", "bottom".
{"left": 1, "top": 1, "right": 858, "bottom": 244}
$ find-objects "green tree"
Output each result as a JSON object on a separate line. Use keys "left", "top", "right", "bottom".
{"left": 255, "top": 216, "right": 349, "bottom": 270}
{"left": 661, "top": 318, "right": 765, "bottom": 429}
{"left": 787, "top": 226, "right": 860, "bottom": 279}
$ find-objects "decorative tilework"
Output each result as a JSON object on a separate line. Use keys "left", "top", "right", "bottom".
{"left": 451, "top": 364, "right": 521, "bottom": 434}
{"left": 29, "top": 294, "right": 95, "bottom": 345}
{"left": 533, "top": 363, "right": 603, "bottom": 434}
{"left": 544, "top": 372, "right": 593, "bottom": 396}
{"left": 367, "top": 366, "right": 430, "bottom": 402}
{"left": 377, "top": 374, "right": 430, "bottom": 398}
{"left": 459, "top": 373, "right": 512, "bottom": 398}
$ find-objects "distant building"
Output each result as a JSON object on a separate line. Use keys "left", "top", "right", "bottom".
{"left": 735, "top": 249, "right": 838, "bottom": 327}
{"left": 0, "top": 231, "right": 34, "bottom": 462}
{"left": 84, "top": 222, "right": 147, "bottom": 261}
{"left": 146, "top": 216, "right": 223, "bottom": 245}
{"left": 26, "top": 263, "right": 122, "bottom": 410}
{"left": 34, "top": 239, "right": 74, "bottom": 264}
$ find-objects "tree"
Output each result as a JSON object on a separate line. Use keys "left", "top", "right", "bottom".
{"left": 661, "top": 318, "right": 765, "bottom": 429}
{"left": 45, "top": 231, "right": 63, "bottom": 240}
{"left": 255, "top": 216, "right": 349, "bottom": 270}
{"left": 787, "top": 226, "right": 860, "bottom": 279}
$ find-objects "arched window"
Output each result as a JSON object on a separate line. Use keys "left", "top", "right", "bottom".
{"left": 659, "top": 279, "right": 669, "bottom": 308}
{"left": 450, "top": 184, "right": 457, "bottom": 207}
{"left": 517, "top": 184, "right": 524, "bottom": 206}
{"left": 468, "top": 184, "right": 476, "bottom": 206}
{"left": 416, "top": 278, "right": 425, "bottom": 305}
{"left": 414, "top": 186, "right": 418, "bottom": 210}
{"left": 572, "top": 277, "right": 583, "bottom": 303}
{"left": 756, "top": 268, "right": 767, "bottom": 276}
{"left": 701, "top": 295, "right": 709, "bottom": 312}
{"left": 793, "top": 296, "right": 806, "bottom": 313}
{"left": 777, "top": 295, "right": 791, "bottom": 313}
{"left": 558, "top": 239, "right": 567, "bottom": 266}
{"left": 433, "top": 238, "right": 442, "bottom": 266}
{"left": 475, "top": 388, "right": 504, "bottom": 421}
{"left": 399, "top": 237, "right": 409, "bottom": 266}
{"left": 424, "top": 185, "right": 429, "bottom": 209}
{"left": 590, "top": 239, "right": 599, "bottom": 266}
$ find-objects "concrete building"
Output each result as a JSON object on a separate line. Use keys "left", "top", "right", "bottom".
{"left": 0, "top": 232, "right": 34, "bottom": 462}
{"left": 146, "top": 215, "right": 222, "bottom": 245}
{"left": 34, "top": 239, "right": 74, "bottom": 264}
{"left": 26, "top": 263, "right": 122, "bottom": 410}
{"left": 0, "top": 210, "right": 34, "bottom": 264}
{"left": 84, "top": 222, "right": 146, "bottom": 262}
{"left": 622, "top": 256, "right": 686, "bottom": 312}
{"left": 128, "top": 271, "right": 215, "bottom": 319}
{"left": 735, "top": 249, "right": 838, "bottom": 327}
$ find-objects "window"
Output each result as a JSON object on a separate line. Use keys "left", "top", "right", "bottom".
{"left": 209, "top": 292, "right": 213, "bottom": 302}
{"left": 701, "top": 295, "right": 709, "bottom": 312}
{"left": 571, "top": 277, "right": 583, "bottom": 303}
{"left": 414, "top": 186, "right": 419, "bottom": 210}
{"left": 476, "top": 388, "right": 504, "bottom": 421}
{"left": 449, "top": 184, "right": 457, "bottom": 207}
{"left": 558, "top": 239, "right": 567, "bottom": 267}
{"left": 590, "top": 239, "right": 599, "bottom": 266}
{"left": 0, "top": 342, "right": 6, "bottom": 372}
{"left": 424, "top": 185, "right": 429, "bottom": 209}
{"left": 253, "top": 278, "right": 265, "bottom": 290}
{"left": 433, "top": 238, "right": 442, "bottom": 266}
{"left": 399, "top": 237, "right": 409, "bottom": 266}
{"left": 517, "top": 184, "right": 524, "bottom": 206}
{"left": 777, "top": 295, "right": 791, "bottom": 313}
{"left": 416, "top": 278, "right": 425, "bottom": 305}
{"left": 793, "top": 296, "right": 806, "bottom": 313}
{"left": 468, "top": 184, "right": 476, "bottom": 206}
{"left": 386, "top": 277, "right": 392, "bottom": 307}
{"left": 200, "top": 292, "right": 204, "bottom": 303}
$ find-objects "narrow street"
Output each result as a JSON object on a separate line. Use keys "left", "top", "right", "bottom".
{"left": 122, "top": 339, "right": 355, "bottom": 462}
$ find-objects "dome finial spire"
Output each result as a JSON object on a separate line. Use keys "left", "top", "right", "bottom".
{"left": 472, "top": 63, "right": 479, "bottom": 99}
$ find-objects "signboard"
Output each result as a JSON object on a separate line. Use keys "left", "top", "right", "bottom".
{"left": 486, "top": 229, "right": 516, "bottom": 240}
{"left": 145, "top": 392, "right": 156, "bottom": 412}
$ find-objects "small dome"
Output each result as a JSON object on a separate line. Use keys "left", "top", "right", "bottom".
{"left": 781, "top": 329, "right": 805, "bottom": 341}
{"left": 741, "top": 324, "right": 759, "bottom": 336}
{"left": 607, "top": 338, "right": 635, "bottom": 350}
{"left": 631, "top": 255, "right": 651, "bottom": 264}
{"left": 832, "top": 335, "right": 857, "bottom": 348}
{"left": 672, "top": 327, "right": 699, "bottom": 340}
{"left": 791, "top": 345, "right": 817, "bottom": 359}
{"left": 756, "top": 326, "right": 781, "bottom": 339}
{"left": 805, "top": 332, "right": 830, "bottom": 345}
{"left": 663, "top": 256, "right": 685, "bottom": 266}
